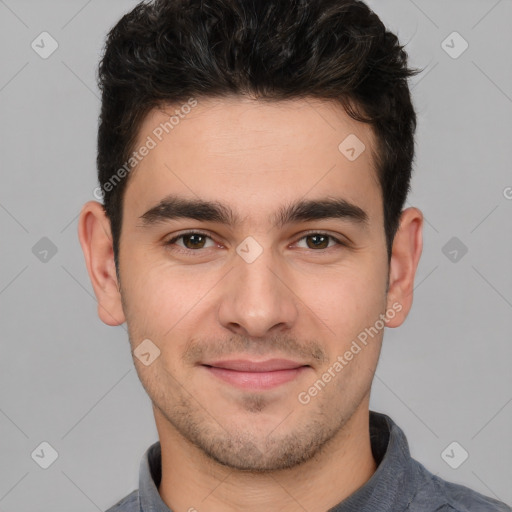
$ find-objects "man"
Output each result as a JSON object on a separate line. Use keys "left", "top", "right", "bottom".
{"left": 78, "top": 0, "right": 511, "bottom": 510}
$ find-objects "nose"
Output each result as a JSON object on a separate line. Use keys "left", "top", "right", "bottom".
{"left": 217, "top": 246, "right": 299, "bottom": 339}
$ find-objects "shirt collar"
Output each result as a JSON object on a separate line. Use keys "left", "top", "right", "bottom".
{"left": 137, "top": 410, "right": 419, "bottom": 512}
{"left": 328, "top": 411, "right": 421, "bottom": 511}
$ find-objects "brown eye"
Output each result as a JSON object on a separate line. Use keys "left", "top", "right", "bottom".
{"left": 181, "top": 233, "right": 207, "bottom": 249}
{"left": 305, "top": 234, "right": 330, "bottom": 249}
{"left": 166, "top": 231, "right": 215, "bottom": 252}
{"left": 296, "top": 232, "right": 344, "bottom": 251}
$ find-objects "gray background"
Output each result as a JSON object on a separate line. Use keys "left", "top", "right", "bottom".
{"left": 0, "top": 0, "right": 511, "bottom": 510}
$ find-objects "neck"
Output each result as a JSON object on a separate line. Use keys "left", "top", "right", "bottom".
{"left": 156, "top": 404, "right": 377, "bottom": 512}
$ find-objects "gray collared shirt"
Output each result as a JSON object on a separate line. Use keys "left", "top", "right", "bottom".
{"left": 105, "top": 411, "right": 511, "bottom": 511}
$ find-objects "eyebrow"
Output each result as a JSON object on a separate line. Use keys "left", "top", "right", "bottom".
{"left": 139, "top": 194, "right": 369, "bottom": 229}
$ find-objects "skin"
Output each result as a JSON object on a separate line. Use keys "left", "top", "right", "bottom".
{"left": 78, "top": 95, "right": 423, "bottom": 512}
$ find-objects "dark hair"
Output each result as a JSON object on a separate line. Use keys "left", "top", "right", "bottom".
{"left": 97, "top": 0, "right": 420, "bottom": 273}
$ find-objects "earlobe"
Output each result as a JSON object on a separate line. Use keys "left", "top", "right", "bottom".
{"left": 385, "top": 207, "right": 423, "bottom": 328}
{"left": 77, "top": 201, "right": 126, "bottom": 326}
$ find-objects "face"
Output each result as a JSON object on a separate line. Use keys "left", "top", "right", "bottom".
{"left": 80, "top": 95, "right": 422, "bottom": 472}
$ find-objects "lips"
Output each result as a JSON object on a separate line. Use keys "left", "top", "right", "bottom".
{"left": 205, "top": 358, "right": 306, "bottom": 372}
{"left": 201, "top": 358, "right": 310, "bottom": 390}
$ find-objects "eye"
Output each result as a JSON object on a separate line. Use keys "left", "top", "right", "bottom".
{"left": 165, "top": 231, "right": 217, "bottom": 253}
{"left": 295, "top": 232, "right": 346, "bottom": 250}
{"left": 165, "top": 230, "right": 345, "bottom": 254}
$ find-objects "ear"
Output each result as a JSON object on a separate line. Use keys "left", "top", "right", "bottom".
{"left": 77, "top": 201, "right": 126, "bottom": 326}
{"left": 385, "top": 207, "right": 423, "bottom": 327}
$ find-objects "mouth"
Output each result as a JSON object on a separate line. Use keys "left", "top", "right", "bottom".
{"left": 201, "top": 358, "right": 311, "bottom": 390}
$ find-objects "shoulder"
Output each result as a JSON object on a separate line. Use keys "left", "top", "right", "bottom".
{"left": 410, "top": 461, "right": 511, "bottom": 512}
{"left": 104, "top": 489, "right": 139, "bottom": 512}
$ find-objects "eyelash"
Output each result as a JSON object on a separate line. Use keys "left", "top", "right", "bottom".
{"left": 164, "top": 230, "right": 347, "bottom": 255}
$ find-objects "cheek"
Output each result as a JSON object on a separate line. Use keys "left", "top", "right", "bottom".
{"left": 122, "top": 261, "right": 214, "bottom": 356}
{"left": 120, "top": 258, "right": 173, "bottom": 340}
{"left": 302, "top": 259, "right": 387, "bottom": 339}
{"left": 313, "top": 272, "right": 385, "bottom": 396}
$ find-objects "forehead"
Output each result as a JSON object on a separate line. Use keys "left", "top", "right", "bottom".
{"left": 123, "top": 96, "right": 381, "bottom": 225}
